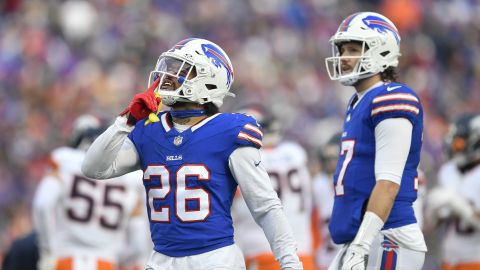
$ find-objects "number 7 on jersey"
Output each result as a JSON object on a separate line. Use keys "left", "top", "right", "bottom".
{"left": 335, "top": 140, "right": 355, "bottom": 196}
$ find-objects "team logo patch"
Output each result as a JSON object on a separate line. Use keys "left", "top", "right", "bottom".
{"left": 173, "top": 136, "right": 183, "bottom": 146}
{"left": 380, "top": 238, "right": 399, "bottom": 270}
{"left": 382, "top": 238, "right": 399, "bottom": 252}
{"left": 362, "top": 15, "right": 400, "bottom": 44}
{"left": 201, "top": 43, "right": 234, "bottom": 87}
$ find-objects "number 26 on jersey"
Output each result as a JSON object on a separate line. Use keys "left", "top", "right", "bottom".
{"left": 144, "top": 165, "right": 210, "bottom": 223}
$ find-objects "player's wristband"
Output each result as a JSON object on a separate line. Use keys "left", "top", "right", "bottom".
{"left": 352, "top": 211, "right": 384, "bottom": 248}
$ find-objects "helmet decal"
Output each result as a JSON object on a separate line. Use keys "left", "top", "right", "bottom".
{"left": 338, "top": 13, "right": 360, "bottom": 32}
{"left": 168, "top": 38, "right": 196, "bottom": 52}
{"left": 201, "top": 43, "right": 234, "bottom": 87}
{"left": 362, "top": 15, "right": 400, "bottom": 43}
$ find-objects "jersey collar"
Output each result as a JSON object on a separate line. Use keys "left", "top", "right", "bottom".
{"left": 160, "top": 112, "right": 221, "bottom": 133}
{"left": 353, "top": 81, "right": 384, "bottom": 109}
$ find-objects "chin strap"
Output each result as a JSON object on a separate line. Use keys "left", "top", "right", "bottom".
{"left": 170, "top": 109, "right": 206, "bottom": 118}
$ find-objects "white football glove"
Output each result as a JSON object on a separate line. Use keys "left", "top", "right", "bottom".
{"left": 37, "top": 253, "right": 56, "bottom": 270}
{"left": 279, "top": 254, "right": 304, "bottom": 270}
{"left": 341, "top": 244, "right": 369, "bottom": 270}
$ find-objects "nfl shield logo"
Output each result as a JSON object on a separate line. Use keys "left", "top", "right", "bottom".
{"left": 173, "top": 136, "right": 183, "bottom": 146}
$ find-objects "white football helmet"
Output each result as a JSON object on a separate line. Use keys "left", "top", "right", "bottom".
{"left": 325, "top": 12, "right": 401, "bottom": 86}
{"left": 149, "top": 38, "right": 235, "bottom": 107}
{"left": 68, "top": 114, "right": 103, "bottom": 151}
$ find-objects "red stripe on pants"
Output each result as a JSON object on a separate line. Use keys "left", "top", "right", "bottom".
{"left": 384, "top": 250, "right": 394, "bottom": 270}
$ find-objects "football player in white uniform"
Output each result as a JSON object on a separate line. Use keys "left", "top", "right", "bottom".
{"left": 426, "top": 114, "right": 480, "bottom": 270}
{"left": 33, "top": 115, "right": 149, "bottom": 270}
{"left": 231, "top": 107, "right": 315, "bottom": 270}
{"left": 312, "top": 133, "right": 342, "bottom": 270}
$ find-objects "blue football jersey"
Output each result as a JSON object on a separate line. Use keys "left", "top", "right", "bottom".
{"left": 128, "top": 112, "right": 263, "bottom": 257}
{"left": 329, "top": 83, "right": 423, "bottom": 244}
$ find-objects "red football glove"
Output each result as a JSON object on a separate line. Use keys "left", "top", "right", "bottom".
{"left": 120, "top": 78, "right": 161, "bottom": 125}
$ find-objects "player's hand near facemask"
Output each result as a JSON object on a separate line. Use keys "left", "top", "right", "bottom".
{"left": 120, "top": 78, "right": 161, "bottom": 126}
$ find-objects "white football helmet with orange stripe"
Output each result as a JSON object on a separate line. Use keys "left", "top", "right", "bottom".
{"left": 325, "top": 12, "right": 401, "bottom": 86}
{"left": 68, "top": 114, "right": 104, "bottom": 151}
{"left": 149, "top": 38, "right": 235, "bottom": 107}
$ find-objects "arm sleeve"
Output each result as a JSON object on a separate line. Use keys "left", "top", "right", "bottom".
{"left": 32, "top": 175, "right": 62, "bottom": 253}
{"left": 374, "top": 118, "right": 413, "bottom": 185}
{"left": 229, "top": 147, "right": 302, "bottom": 269}
{"left": 82, "top": 116, "right": 141, "bottom": 179}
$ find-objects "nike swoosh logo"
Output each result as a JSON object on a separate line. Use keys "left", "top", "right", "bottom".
{"left": 254, "top": 161, "right": 261, "bottom": 167}
{"left": 387, "top": 86, "right": 402, "bottom": 91}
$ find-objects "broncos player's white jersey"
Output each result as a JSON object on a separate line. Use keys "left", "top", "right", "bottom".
{"left": 312, "top": 173, "right": 341, "bottom": 269}
{"left": 438, "top": 161, "right": 480, "bottom": 265}
{"left": 412, "top": 170, "right": 426, "bottom": 230}
{"left": 232, "top": 141, "right": 313, "bottom": 257}
{"left": 33, "top": 147, "right": 146, "bottom": 269}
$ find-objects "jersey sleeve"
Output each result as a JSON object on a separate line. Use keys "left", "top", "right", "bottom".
{"left": 370, "top": 85, "right": 422, "bottom": 127}
{"left": 234, "top": 115, "right": 264, "bottom": 149}
{"left": 127, "top": 118, "right": 145, "bottom": 146}
{"left": 127, "top": 112, "right": 164, "bottom": 147}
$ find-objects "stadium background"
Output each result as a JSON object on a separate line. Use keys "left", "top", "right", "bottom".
{"left": 1, "top": 0, "right": 478, "bottom": 269}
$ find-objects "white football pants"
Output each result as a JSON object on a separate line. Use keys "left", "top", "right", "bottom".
{"left": 328, "top": 235, "right": 425, "bottom": 270}
{"left": 145, "top": 244, "right": 246, "bottom": 270}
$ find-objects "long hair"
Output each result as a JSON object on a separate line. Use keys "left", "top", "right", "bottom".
{"left": 380, "top": 67, "right": 398, "bottom": 83}
{"left": 204, "top": 102, "right": 219, "bottom": 116}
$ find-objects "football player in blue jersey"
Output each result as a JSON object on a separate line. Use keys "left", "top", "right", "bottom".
{"left": 81, "top": 38, "right": 303, "bottom": 270}
{"left": 324, "top": 12, "right": 427, "bottom": 270}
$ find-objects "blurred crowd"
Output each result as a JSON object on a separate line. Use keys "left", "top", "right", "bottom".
{"left": 1, "top": 0, "right": 480, "bottom": 268}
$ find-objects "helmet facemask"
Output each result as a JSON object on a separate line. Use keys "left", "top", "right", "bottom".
{"left": 149, "top": 54, "right": 199, "bottom": 106}
{"left": 325, "top": 39, "right": 379, "bottom": 86}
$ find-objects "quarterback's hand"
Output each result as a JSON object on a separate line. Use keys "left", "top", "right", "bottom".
{"left": 342, "top": 244, "right": 369, "bottom": 270}
{"left": 120, "top": 78, "right": 161, "bottom": 125}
